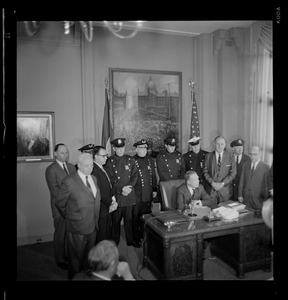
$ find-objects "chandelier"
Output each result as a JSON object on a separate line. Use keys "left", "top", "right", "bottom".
{"left": 23, "top": 21, "right": 145, "bottom": 42}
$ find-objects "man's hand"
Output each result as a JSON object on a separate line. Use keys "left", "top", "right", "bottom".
{"left": 212, "top": 182, "right": 224, "bottom": 191}
{"left": 238, "top": 197, "right": 244, "bottom": 203}
{"left": 116, "top": 261, "right": 135, "bottom": 280}
{"left": 122, "top": 185, "right": 132, "bottom": 195}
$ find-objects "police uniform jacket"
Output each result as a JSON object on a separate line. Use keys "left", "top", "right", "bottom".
{"left": 105, "top": 154, "right": 138, "bottom": 207}
{"left": 183, "top": 149, "right": 208, "bottom": 181}
{"left": 134, "top": 154, "right": 157, "bottom": 203}
{"left": 156, "top": 150, "right": 185, "bottom": 181}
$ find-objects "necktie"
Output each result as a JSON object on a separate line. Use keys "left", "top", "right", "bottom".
{"left": 86, "top": 176, "right": 94, "bottom": 195}
{"left": 236, "top": 156, "right": 239, "bottom": 165}
{"left": 217, "top": 154, "right": 221, "bottom": 169}
{"left": 250, "top": 163, "right": 255, "bottom": 176}
{"left": 63, "top": 163, "right": 69, "bottom": 175}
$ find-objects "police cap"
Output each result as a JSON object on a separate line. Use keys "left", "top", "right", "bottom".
{"left": 187, "top": 136, "right": 201, "bottom": 146}
{"left": 230, "top": 139, "right": 245, "bottom": 148}
{"left": 111, "top": 138, "right": 125, "bottom": 147}
{"left": 133, "top": 139, "right": 148, "bottom": 148}
{"left": 78, "top": 143, "right": 95, "bottom": 152}
{"left": 164, "top": 136, "right": 177, "bottom": 146}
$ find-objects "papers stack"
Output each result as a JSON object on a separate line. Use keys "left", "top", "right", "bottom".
{"left": 212, "top": 206, "right": 239, "bottom": 220}
{"left": 227, "top": 202, "right": 246, "bottom": 211}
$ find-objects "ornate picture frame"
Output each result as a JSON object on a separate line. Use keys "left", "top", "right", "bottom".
{"left": 17, "top": 111, "right": 55, "bottom": 162}
{"left": 109, "top": 68, "right": 182, "bottom": 156}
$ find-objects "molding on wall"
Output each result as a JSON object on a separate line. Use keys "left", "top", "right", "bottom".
{"left": 17, "top": 232, "right": 53, "bottom": 246}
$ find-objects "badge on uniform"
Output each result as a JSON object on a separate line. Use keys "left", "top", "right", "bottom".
{"left": 125, "top": 165, "right": 129, "bottom": 170}
{"left": 147, "top": 165, "right": 151, "bottom": 170}
{"left": 176, "top": 159, "right": 180, "bottom": 163}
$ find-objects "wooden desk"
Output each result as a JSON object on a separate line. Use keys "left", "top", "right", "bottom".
{"left": 142, "top": 208, "right": 271, "bottom": 280}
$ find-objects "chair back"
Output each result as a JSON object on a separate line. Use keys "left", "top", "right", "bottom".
{"left": 159, "top": 179, "right": 185, "bottom": 210}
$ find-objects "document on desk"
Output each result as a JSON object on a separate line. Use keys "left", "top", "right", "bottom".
{"left": 153, "top": 211, "right": 189, "bottom": 225}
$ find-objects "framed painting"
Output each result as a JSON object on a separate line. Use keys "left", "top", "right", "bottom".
{"left": 109, "top": 68, "right": 182, "bottom": 156}
{"left": 17, "top": 111, "right": 55, "bottom": 162}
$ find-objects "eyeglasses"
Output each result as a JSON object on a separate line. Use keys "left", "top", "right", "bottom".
{"left": 96, "top": 154, "right": 108, "bottom": 158}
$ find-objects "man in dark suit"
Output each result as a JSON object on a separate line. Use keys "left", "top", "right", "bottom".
{"left": 238, "top": 145, "right": 273, "bottom": 212}
{"left": 45, "top": 143, "right": 76, "bottom": 270}
{"left": 183, "top": 136, "right": 208, "bottom": 189}
{"left": 203, "top": 135, "right": 237, "bottom": 204}
{"left": 176, "top": 170, "right": 214, "bottom": 211}
{"left": 73, "top": 240, "right": 134, "bottom": 281}
{"left": 230, "top": 139, "right": 250, "bottom": 201}
{"left": 56, "top": 153, "right": 101, "bottom": 280}
{"left": 92, "top": 145, "right": 116, "bottom": 243}
{"left": 156, "top": 136, "right": 185, "bottom": 181}
{"left": 132, "top": 139, "right": 157, "bottom": 246}
{"left": 105, "top": 138, "right": 138, "bottom": 247}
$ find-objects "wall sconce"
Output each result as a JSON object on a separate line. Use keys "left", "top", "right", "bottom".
{"left": 24, "top": 21, "right": 93, "bottom": 42}
{"left": 103, "top": 21, "right": 145, "bottom": 39}
{"left": 23, "top": 21, "right": 144, "bottom": 42}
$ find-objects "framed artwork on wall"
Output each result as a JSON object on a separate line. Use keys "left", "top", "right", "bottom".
{"left": 109, "top": 68, "right": 182, "bottom": 156}
{"left": 17, "top": 111, "right": 55, "bottom": 162}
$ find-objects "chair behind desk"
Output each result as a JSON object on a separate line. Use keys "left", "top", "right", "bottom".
{"left": 159, "top": 179, "right": 185, "bottom": 210}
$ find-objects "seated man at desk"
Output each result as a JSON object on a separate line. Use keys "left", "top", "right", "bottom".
{"left": 176, "top": 170, "right": 214, "bottom": 212}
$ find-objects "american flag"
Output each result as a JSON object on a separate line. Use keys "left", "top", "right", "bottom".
{"left": 190, "top": 88, "right": 200, "bottom": 137}
{"left": 102, "top": 83, "right": 112, "bottom": 156}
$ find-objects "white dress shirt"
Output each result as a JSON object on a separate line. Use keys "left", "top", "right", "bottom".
{"left": 77, "top": 170, "right": 97, "bottom": 197}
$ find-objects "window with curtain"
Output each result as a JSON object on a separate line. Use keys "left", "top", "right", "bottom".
{"left": 249, "top": 21, "right": 273, "bottom": 166}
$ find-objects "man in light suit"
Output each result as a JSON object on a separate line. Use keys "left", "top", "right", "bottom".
{"left": 45, "top": 143, "right": 76, "bottom": 270}
{"left": 91, "top": 146, "right": 117, "bottom": 243}
{"left": 56, "top": 153, "right": 101, "bottom": 280}
{"left": 203, "top": 135, "right": 237, "bottom": 204}
{"left": 238, "top": 145, "right": 273, "bottom": 211}
{"left": 176, "top": 170, "right": 214, "bottom": 211}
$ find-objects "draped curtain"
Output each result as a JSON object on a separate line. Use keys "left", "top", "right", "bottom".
{"left": 249, "top": 21, "right": 273, "bottom": 166}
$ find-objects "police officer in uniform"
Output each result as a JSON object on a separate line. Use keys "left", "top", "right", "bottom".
{"left": 104, "top": 138, "right": 139, "bottom": 248}
{"left": 230, "top": 139, "right": 250, "bottom": 201}
{"left": 132, "top": 139, "right": 157, "bottom": 245}
{"left": 156, "top": 136, "right": 185, "bottom": 181}
{"left": 183, "top": 136, "right": 208, "bottom": 189}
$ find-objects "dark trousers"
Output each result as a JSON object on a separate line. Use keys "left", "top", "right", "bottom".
{"left": 66, "top": 230, "right": 97, "bottom": 279}
{"left": 96, "top": 215, "right": 112, "bottom": 244}
{"left": 111, "top": 205, "right": 133, "bottom": 245}
{"left": 53, "top": 216, "right": 66, "bottom": 264}
{"left": 132, "top": 201, "right": 152, "bottom": 242}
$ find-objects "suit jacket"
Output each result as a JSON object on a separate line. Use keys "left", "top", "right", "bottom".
{"left": 105, "top": 154, "right": 138, "bottom": 207}
{"left": 156, "top": 150, "right": 185, "bottom": 181}
{"left": 238, "top": 160, "right": 272, "bottom": 210}
{"left": 176, "top": 183, "right": 214, "bottom": 210}
{"left": 232, "top": 154, "right": 250, "bottom": 198}
{"left": 203, "top": 149, "right": 236, "bottom": 200}
{"left": 91, "top": 163, "right": 114, "bottom": 218}
{"left": 45, "top": 161, "right": 76, "bottom": 219}
{"left": 56, "top": 172, "right": 101, "bottom": 234}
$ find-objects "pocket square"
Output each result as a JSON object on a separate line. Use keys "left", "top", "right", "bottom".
{"left": 226, "top": 164, "right": 231, "bottom": 167}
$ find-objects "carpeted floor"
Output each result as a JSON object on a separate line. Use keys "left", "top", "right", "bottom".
{"left": 16, "top": 226, "right": 274, "bottom": 281}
